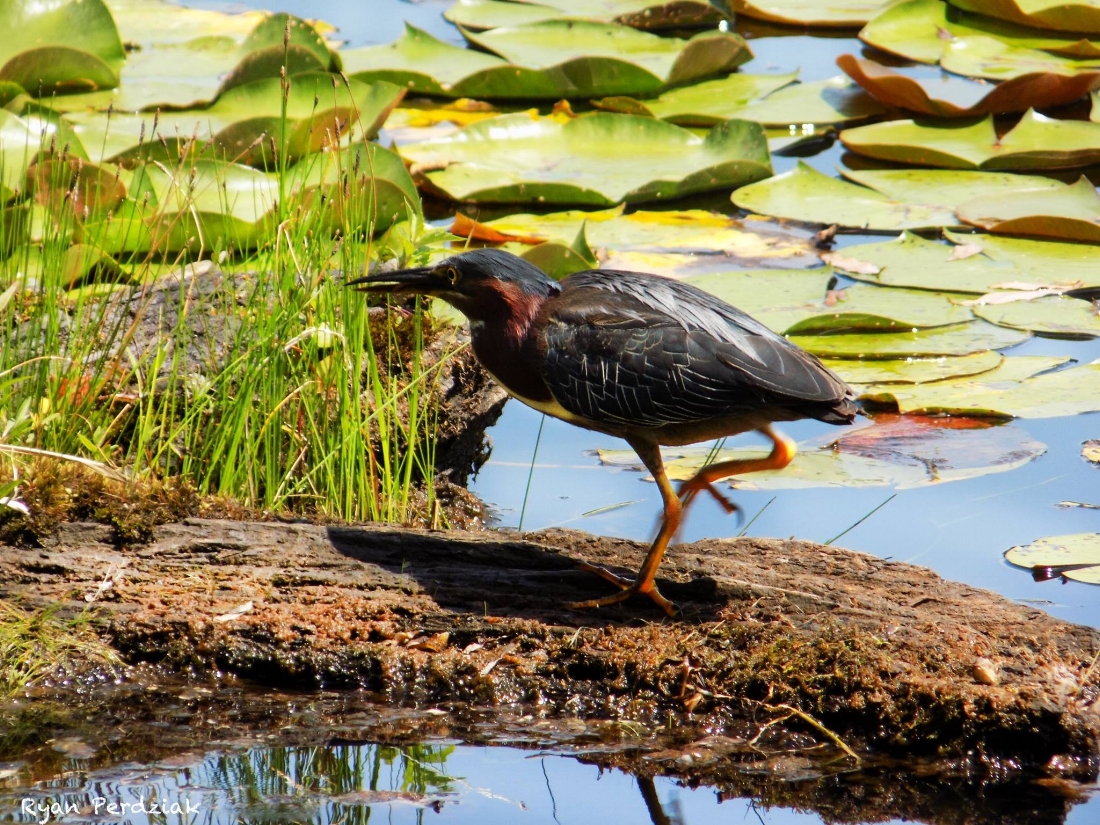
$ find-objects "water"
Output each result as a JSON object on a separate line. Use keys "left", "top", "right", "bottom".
{"left": 28, "top": 1, "right": 1093, "bottom": 821}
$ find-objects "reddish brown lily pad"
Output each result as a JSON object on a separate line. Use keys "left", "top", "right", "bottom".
{"left": 837, "top": 54, "right": 1100, "bottom": 116}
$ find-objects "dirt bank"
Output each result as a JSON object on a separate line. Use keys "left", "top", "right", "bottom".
{"left": 2, "top": 518, "right": 1096, "bottom": 779}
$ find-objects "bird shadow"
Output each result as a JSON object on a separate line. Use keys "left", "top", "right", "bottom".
{"left": 324, "top": 524, "right": 727, "bottom": 625}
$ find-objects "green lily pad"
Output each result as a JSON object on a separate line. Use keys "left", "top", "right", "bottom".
{"left": 401, "top": 113, "right": 772, "bottom": 205}
{"left": 66, "top": 75, "right": 405, "bottom": 168}
{"left": 840, "top": 117, "right": 997, "bottom": 169}
{"left": 841, "top": 110, "right": 1100, "bottom": 170}
{"left": 343, "top": 21, "right": 749, "bottom": 100}
{"left": 47, "top": 6, "right": 336, "bottom": 113}
{"left": 939, "top": 35, "right": 1100, "bottom": 82}
{"left": 105, "top": 0, "right": 262, "bottom": 47}
{"left": 600, "top": 416, "right": 1045, "bottom": 489}
{"left": 838, "top": 53, "right": 1100, "bottom": 116}
{"left": 789, "top": 320, "right": 1030, "bottom": 358}
{"left": 824, "top": 350, "right": 1004, "bottom": 384}
{"left": 732, "top": 161, "right": 960, "bottom": 230}
{"left": 0, "top": 110, "right": 51, "bottom": 201}
{"left": 860, "top": 0, "right": 1100, "bottom": 64}
{"left": 594, "top": 72, "right": 797, "bottom": 125}
{"left": 9, "top": 242, "right": 128, "bottom": 288}
{"left": 737, "top": 164, "right": 1074, "bottom": 231}
{"left": 859, "top": 355, "right": 1100, "bottom": 418}
{"left": 595, "top": 74, "right": 885, "bottom": 127}
{"left": 957, "top": 177, "right": 1100, "bottom": 242}
{"left": 945, "top": 230, "right": 1100, "bottom": 282}
{"left": 0, "top": 0, "right": 124, "bottom": 96}
{"left": 1005, "top": 534, "right": 1100, "bottom": 585}
{"left": 511, "top": 223, "right": 599, "bottom": 280}
{"left": 833, "top": 232, "right": 1100, "bottom": 293}
{"left": 686, "top": 269, "right": 972, "bottom": 333}
{"left": 287, "top": 142, "right": 421, "bottom": 236}
{"left": 684, "top": 269, "right": 832, "bottom": 331}
{"left": 444, "top": 0, "right": 726, "bottom": 29}
{"left": 973, "top": 294, "right": 1100, "bottom": 337}
{"left": 950, "top": 0, "right": 1100, "bottom": 35}
{"left": 452, "top": 206, "right": 818, "bottom": 272}
{"left": 81, "top": 159, "right": 279, "bottom": 255}
{"left": 218, "top": 13, "right": 337, "bottom": 93}
{"left": 840, "top": 168, "right": 1065, "bottom": 207}
{"left": 733, "top": 0, "right": 895, "bottom": 27}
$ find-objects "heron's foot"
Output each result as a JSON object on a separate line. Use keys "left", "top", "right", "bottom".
{"left": 575, "top": 561, "right": 634, "bottom": 590}
{"left": 569, "top": 563, "right": 677, "bottom": 616}
{"left": 679, "top": 478, "right": 739, "bottom": 515}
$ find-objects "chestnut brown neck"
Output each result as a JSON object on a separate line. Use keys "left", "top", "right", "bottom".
{"left": 465, "top": 283, "right": 554, "bottom": 403}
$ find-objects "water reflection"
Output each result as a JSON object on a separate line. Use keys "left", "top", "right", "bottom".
{"left": 5, "top": 743, "right": 456, "bottom": 825}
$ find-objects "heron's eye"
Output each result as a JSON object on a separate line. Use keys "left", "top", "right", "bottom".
{"left": 446, "top": 265, "right": 461, "bottom": 286}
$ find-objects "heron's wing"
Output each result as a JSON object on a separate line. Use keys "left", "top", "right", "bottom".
{"left": 539, "top": 273, "right": 853, "bottom": 429}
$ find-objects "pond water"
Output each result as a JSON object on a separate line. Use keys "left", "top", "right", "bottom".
{"left": 12, "top": 0, "right": 1091, "bottom": 822}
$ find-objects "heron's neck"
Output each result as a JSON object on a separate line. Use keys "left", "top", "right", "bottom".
{"left": 467, "top": 289, "right": 553, "bottom": 403}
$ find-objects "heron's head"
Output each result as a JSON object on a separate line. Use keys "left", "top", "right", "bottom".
{"left": 349, "top": 248, "right": 562, "bottom": 326}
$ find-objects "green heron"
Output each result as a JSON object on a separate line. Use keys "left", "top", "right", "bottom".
{"left": 350, "top": 249, "right": 856, "bottom": 615}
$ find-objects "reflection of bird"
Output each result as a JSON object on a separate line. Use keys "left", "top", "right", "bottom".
{"left": 351, "top": 249, "right": 856, "bottom": 615}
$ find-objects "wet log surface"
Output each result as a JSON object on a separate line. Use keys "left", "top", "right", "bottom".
{"left": 2, "top": 518, "right": 1098, "bottom": 788}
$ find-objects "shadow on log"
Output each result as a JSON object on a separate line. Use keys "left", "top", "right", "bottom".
{"left": 1, "top": 518, "right": 1097, "bottom": 799}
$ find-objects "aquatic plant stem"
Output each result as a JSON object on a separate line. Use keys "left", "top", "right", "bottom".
{"left": 517, "top": 413, "right": 546, "bottom": 533}
{"left": 825, "top": 493, "right": 896, "bottom": 546}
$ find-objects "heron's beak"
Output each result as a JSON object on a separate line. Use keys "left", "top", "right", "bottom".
{"left": 346, "top": 266, "right": 443, "bottom": 296}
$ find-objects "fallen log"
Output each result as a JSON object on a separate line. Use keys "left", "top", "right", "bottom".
{"left": 1, "top": 518, "right": 1097, "bottom": 779}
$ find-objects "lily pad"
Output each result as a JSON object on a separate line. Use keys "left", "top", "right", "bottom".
{"left": 1084, "top": 440, "right": 1100, "bottom": 463}
{"left": 451, "top": 206, "right": 818, "bottom": 272}
{"left": 600, "top": 415, "right": 1045, "bottom": 489}
{"left": 840, "top": 168, "right": 1065, "bottom": 206}
{"left": 950, "top": 0, "right": 1100, "bottom": 35}
{"left": 788, "top": 320, "right": 1030, "bottom": 358}
{"left": 973, "top": 294, "right": 1100, "bottom": 337}
{"left": 82, "top": 159, "right": 279, "bottom": 255}
{"left": 957, "top": 176, "right": 1100, "bottom": 242}
{"left": 47, "top": 6, "right": 331, "bottom": 113}
{"left": 686, "top": 269, "right": 972, "bottom": 333}
{"left": 732, "top": 162, "right": 960, "bottom": 230}
{"left": 823, "top": 350, "right": 1004, "bottom": 384}
{"left": 739, "top": 165, "right": 1073, "bottom": 231}
{"left": 945, "top": 230, "right": 1100, "bottom": 283}
{"left": 342, "top": 21, "right": 749, "bottom": 100}
{"left": 401, "top": 113, "right": 772, "bottom": 205}
{"left": 1005, "top": 534, "right": 1100, "bottom": 585}
{"left": 832, "top": 232, "right": 1100, "bottom": 293}
{"left": 841, "top": 110, "right": 1100, "bottom": 171}
{"left": 837, "top": 53, "right": 1100, "bottom": 116}
{"left": 939, "top": 35, "right": 1100, "bottom": 82}
{"left": 682, "top": 268, "right": 831, "bottom": 331}
{"left": 287, "top": 142, "right": 421, "bottom": 236}
{"left": 859, "top": 355, "right": 1100, "bottom": 418}
{"left": 218, "top": 13, "right": 337, "bottom": 93}
{"left": 66, "top": 75, "right": 405, "bottom": 168}
{"left": 0, "top": 0, "right": 124, "bottom": 96}
{"left": 733, "top": 0, "right": 896, "bottom": 28}
{"left": 0, "top": 110, "right": 54, "bottom": 201}
{"left": 595, "top": 74, "right": 885, "bottom": 127}
{"left": 860, "top": 0, "right": 1100, "bottom": 64}
{"left": 444, "top": 0, "right": 726, "bottom": 30}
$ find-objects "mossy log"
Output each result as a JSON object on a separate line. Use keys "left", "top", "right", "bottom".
{"left": 1, "top": 518, "right": 1097, "bottom": 781}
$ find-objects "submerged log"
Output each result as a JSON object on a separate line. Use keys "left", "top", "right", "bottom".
{"left": 1, "top": 518, "right": 1097, "bottom": 779}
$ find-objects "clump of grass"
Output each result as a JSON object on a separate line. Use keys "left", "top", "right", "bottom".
{"left": 0, "top": 601, "right": 120, "bottom": 701}
{"left": 0, "top": 54, "right": 461, "bottom": 532}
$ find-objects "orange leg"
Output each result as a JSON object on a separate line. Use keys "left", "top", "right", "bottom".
{"left": 570, "top": 427, "right": 797, "bottom": 616}
{"left": 570, "top": 438, "right": 680, "bottom": 616}
{"left": 678, "top": 426, "right": 796, "bottom": 522}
